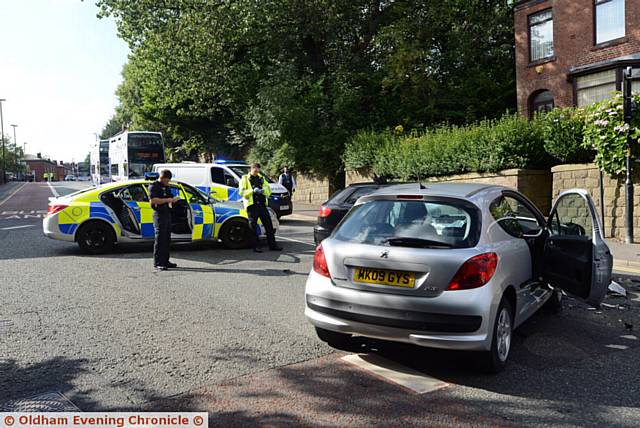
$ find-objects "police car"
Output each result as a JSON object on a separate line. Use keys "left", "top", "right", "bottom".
{"left": 42, "top": 177, "right": 278, "bottom": 254}
{"left": 152, "top": 161, "right": 293, "bottom": 218}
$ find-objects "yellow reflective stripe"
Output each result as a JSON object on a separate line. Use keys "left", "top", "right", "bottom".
{"left": 192, "top": 224, "right": 204, "bottom": 240}
{"left": 211, "top": 185, "right": 229, "bottom": 201}
{"left": 202, "top": 205, "right": 214, "bottom": 224}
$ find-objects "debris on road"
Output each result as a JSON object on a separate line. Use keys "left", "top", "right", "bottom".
{"left": 608, "top": 281, "right": 627, "bottom": 297}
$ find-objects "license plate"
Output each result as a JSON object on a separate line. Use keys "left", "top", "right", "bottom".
{"left": 353, "top": 267, "right": 415, "bottom": 288}
{"left": 280, "top": 205, "right": 290, "bottom": 210}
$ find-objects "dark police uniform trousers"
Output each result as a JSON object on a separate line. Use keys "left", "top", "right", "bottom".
{"left": 247, "top": 174, "right": 277, "bottom": 249}
{"left": 149, "top": 181, "right": 172, "bottom": 267}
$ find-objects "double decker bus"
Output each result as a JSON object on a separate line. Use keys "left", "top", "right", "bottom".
{"left": 90, "top": 139, "right": 111, "bottom": 185}
{"left": 109, "top": 131, "right": 165, "bottom": 182}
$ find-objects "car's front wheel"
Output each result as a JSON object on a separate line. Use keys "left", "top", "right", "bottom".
{"left": 481, "top": 297, "right": 513, "bottom": 373}
{"left": 76, "top": 221, "right": 115, "bottom": 254}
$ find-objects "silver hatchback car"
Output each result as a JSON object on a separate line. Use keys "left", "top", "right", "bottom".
{"left": 305, "top": 183, "right": 612, "bottom": 372}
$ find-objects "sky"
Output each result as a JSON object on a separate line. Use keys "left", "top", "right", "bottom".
{"left": 0, "top": 0, "right": 129, "bottom": 162}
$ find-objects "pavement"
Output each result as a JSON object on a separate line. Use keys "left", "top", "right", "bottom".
{"left": 607, "top": 239, "right": 640, "bottom": 275}
{"left": 2, "top": 182, "right": 640, "bottom": 427}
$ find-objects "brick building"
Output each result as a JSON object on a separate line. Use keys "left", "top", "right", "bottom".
{"left": 25, "top": 155, "right": 64, "bottom": 182}
{"left": 515, "top": 0, "right": 640, "bottom": 117}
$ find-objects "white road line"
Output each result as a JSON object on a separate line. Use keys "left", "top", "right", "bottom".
{"left": 47, "top": 181, "right": 60, "bottom": 197}
{"left": 341, "top": 354, "right": 449, "bottom": 394}
{"left": 0, "top": 182, "right": 28, "bottom": 207}
{"left": 278, "top": 235, "right": 316, "bottom": 246}
{"left": 1, "top": 225, "right": 34, "bottom": 231}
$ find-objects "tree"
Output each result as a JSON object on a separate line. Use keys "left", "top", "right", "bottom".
{"left": 97, "top": 0, "right": 516, "bottom": 180}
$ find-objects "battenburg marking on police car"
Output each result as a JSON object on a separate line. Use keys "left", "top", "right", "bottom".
{"left": 0, "top": 412, "right": 208, "bottom": 428}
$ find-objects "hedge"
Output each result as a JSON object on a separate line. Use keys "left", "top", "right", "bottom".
{"left": 344, "top": 109, "right": 602, "bottom": 181}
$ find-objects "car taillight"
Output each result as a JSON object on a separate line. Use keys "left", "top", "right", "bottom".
{"left": 447, "top": 252, "right": 498, "bottom": 291}
{"left": 319, "top": 206, "right": 332, "bottom": 217}
{"left": 313, "top": 244, "right": 331, "bottom": 278}
{"left": 47, "top": 204, "right": 68, "bottom": 216}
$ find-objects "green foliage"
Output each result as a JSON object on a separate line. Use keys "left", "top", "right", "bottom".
{"left": 97, "top": 0, "right": 517, "bottom": 178}
{"left": 539, "top": 107, "right": 593, "bottom": 163}
{"left": 583, "top": 93, "right": 640, "bottom": 176}
{"left": 344, "top": 114, "right": 548, "bottom": 181}
{"left": 0, "top": 135, "right": 26, "bottom": 174}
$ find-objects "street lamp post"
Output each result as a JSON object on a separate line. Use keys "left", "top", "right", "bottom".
{"left": 11, "top": 124, "right": 17, "bottom": 177}
{"left": 0, "top": 99, "right": 6, "bottom": 184}
{"left": 623, "top": 66, "right": 639, "bottom": 244}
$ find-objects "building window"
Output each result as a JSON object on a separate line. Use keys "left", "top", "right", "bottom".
{"left": 530, "top": 90, "right": 554, "bottom": 117}
{"left": 576, "top": 69, "right": 617, "bottom": 107}
{"left": 529, "top": 9, "right": 554, "bottom": 62}
{"left": 595, "top": 0, "right": 625, "bottom": 45}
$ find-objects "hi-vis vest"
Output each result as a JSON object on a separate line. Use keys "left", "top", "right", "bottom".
{"left": 239, "top": 174, "right": 272, "bottom": 209}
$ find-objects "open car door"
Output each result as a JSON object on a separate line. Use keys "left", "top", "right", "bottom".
{"left": 180, "top": 183, "right": 216, "bottom": 241}
{"left": 542, "top": 189, "right": 613, "bottom": 306}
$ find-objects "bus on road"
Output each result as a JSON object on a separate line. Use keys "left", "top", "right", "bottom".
{"left": 90, "top": 139, "right": 111, "bottom": 185}
{"left": 109, "top": 131, "right": 165, "bottom": 182}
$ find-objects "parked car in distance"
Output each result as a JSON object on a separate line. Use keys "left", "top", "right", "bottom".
{"left": 314, "top": 182, "right": 393, "bottom": 245}
{"left": 64, "top": 175, "right": 77, "bottom": 181}
{"left": 305, "top": 183, "right": 612, "bottom": 372}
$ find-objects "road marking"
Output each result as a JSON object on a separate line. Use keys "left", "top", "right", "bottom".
{"left": 47, "top": 181, "right": 60, "bottom": 197}
{"left": 0, "top": 224, "right": 34, "bottom": 231}
{"left": 341, "top": 354, "right": 449, "bottom": 394}
{"left": 0, "top": 182, "right": 27, "bottom": 207}
{"left": 278, "top": 235, "right": 316, "bottom": 246}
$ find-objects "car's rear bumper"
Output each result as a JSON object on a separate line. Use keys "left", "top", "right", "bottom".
{"left": 42, "top": 214, "right": 74, "bottom": 242}
{"left": 305, "top": 271, "right": 495, "bottom": 351}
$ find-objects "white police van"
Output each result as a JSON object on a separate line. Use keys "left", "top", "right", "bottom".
{"left": 153, "top": 161, "right": 293, "bottom": 218}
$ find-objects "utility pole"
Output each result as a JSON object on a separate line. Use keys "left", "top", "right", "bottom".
{"left": 0, "top": 99, "right": 5, "bottom": 184}
{"left": 623, "top": 67, "right": 639, "bottom": 244}
{"left": 11, "top": 124, "right": 17, "bottom": 176}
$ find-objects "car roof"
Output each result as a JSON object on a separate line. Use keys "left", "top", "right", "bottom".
{"left": 365, "top": 182, "right": 507, "bottom": 199}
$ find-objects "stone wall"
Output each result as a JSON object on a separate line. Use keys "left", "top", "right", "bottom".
{"left": 551, "top": 163, "right": 640, "bottom": 241}
{"left": 292, "top": 174, "right": 331, "bottom": 206}
{"left": 346, "top": 169, "right": 553, "bottom": 214}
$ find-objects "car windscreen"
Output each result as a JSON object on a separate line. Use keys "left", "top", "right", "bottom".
{"left": 333, "top": 199, "right": 480, "bottom": 249}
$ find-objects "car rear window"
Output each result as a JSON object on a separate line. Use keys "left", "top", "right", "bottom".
{"left": 344, "top": 186, "right": 380, "bottom": 205}
{"left": 333, "top": 199, "right": 480, "bottom": 248}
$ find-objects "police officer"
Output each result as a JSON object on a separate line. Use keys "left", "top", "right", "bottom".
{"left": 278, "top": 166, "right": 296, "bottom": 196}
{"left": 149, "top": 170, "right": 180, "bottom": 270}
{"left": 239, "top": 163, "right": 282, "bottom": 253}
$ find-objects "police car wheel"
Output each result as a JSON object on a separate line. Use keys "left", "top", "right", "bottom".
{"left": 220, "top": 219, "right": 252, "bottom": 249}
{"left": 77, "top": 222, "right": 115, "bottom": 254}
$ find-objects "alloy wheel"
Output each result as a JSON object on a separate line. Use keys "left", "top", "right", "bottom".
{"left": 496, "top": 308, "right": 512, "bottom": 362}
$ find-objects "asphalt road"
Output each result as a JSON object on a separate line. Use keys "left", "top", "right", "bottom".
{"left": 1, "top": 181, "right": 640, "bottom": 427}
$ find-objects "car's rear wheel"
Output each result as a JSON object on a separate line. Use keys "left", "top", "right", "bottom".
{"left": 481, "top": 297, "right": 513, "bottom": 373}
{"left": 315, "top": 327, "right": 352, "bottom": 348}
{"left": 220, "top": 219, "right": 252, "bottom": 249}
{"left": 76, "top": 221, "right": 115, "bottom": 254}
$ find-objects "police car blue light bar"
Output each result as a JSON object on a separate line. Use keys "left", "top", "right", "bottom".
{"left": 214, "top": 159, "right": 247, "bottom": 164}
{"left": 144, "top": 172, "right": 160, "bottom": 180}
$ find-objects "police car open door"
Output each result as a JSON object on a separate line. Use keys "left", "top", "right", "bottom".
{"left": 180, "top": 183, "right": 216, "bottom": 241}
{"left": 542, "top": 189, "right": 613, "bottom": 307}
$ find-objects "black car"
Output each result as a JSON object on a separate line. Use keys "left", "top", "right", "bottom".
{"left": 313, "top": 182, "right": 393, "bottom": 244}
